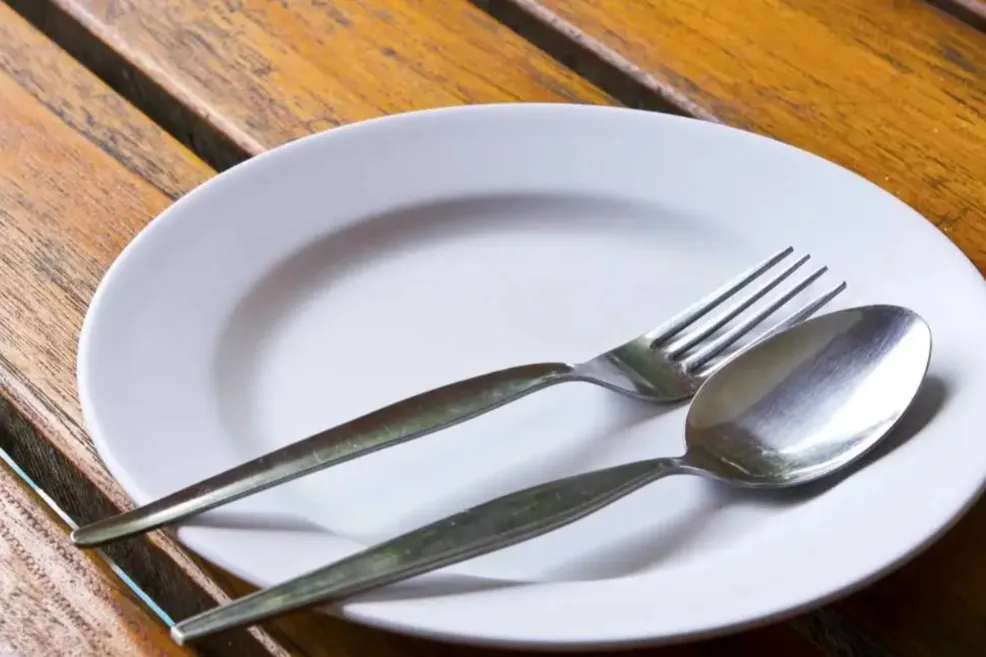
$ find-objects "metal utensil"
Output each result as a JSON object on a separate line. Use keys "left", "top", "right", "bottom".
{"left": 74, "top": 246, "right": 844, "bottom": 547}
{"left": 171, "top": 304, "right": 931, "bottom": 644}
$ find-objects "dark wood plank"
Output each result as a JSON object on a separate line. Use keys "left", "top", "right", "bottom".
{"left": 0, "top": 3, "right": 829, "bottom": 656}
{"left": 0, "top": 452, "right": 191, "bottom": 656}
{"left": 927, "top": 0, "right": 986, "bottom": 32}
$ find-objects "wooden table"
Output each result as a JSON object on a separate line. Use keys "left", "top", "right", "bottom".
{"left": 0, "top": 0, "right": 984, "bottom": 654}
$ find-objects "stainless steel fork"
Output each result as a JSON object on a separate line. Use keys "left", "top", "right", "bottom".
{"left": 72, "top": 246, "right": 845, "bottom": 547}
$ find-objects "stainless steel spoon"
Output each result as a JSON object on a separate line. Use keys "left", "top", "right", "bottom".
{"left": 171, "top": 304, "right": 932, "bottom": 644}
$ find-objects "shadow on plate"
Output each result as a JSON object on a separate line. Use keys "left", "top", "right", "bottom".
{"left": 537, "top": 374, "right": 949, "bottom": 581}
{"left": 188, "top": 374, "right": 947, "bottom": 601}
{"left": 727, "top": 373, "right": 950, "bottom": 505}
{"left": 363, "top": 373, "right": 949, "bottom": 596}
{"left": 186, "top": 511, "right": 327, "bottom": 533}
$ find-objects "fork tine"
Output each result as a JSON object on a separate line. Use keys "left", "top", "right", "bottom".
{"left": 646, "top": 246, "right": 794, "bottom": 345}
{"left": 682, "top": 268, "right": 844, "bottom": 372}
{"left": 691, "top": 281, "right": 847, "bottom": 379}
{"left": 665, "top": 253, "right": 811, "bottom": 357}
{"left": 749, "top": 281, "right": 848, "bottom": 347}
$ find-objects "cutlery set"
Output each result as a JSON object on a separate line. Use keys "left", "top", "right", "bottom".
{"left": 72, "top": 247, "right": 932, "bottom": 644}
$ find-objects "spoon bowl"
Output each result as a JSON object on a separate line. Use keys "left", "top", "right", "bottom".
{"left": 684, "top": 304, "right": 932, "bottom": 486}
{"left": 172, "top": 304, "right": 932, "bottom": 644}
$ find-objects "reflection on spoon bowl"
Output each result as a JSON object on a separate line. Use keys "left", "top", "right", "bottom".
{"left": 686, "top": 303, "right": 932, "bottom": 486}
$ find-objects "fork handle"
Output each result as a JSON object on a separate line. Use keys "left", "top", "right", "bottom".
{"left": 170, "top": 456, "right": 684, "bottom": 644}
{"left": 72, "top": 362, "right": 576, "bottom": 547}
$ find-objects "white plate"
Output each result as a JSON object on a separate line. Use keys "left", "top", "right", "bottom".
{"left": 79, "top": 104, "right": 986, "bottom": 649}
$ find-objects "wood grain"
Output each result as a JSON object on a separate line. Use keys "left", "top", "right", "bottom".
{"left": 8, "top": 0, "right": 613, "bottom": 167}
{"left": 0, "top": 453, "right": 193, "bottom": 657}
{"left": 0, "top": 3, "right": 828, "bottom": 656}
{"left": 480, "top": 0, "right": 986, "bottom": 239}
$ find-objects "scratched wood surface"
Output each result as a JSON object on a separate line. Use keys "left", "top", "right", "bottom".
{"left": 0, "top": 454, "right": 193, "bottom": 657}
{"left": 0, "top": 2, "right": 831, "bottom": 656}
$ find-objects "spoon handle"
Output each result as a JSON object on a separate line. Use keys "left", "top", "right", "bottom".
{"left": 171, "top": 457, "right": 685, "bottom": 644}
{"left": 72, "top": 362, "right": 574, "bottom": 547}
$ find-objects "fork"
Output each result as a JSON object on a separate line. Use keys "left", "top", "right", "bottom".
{"left": 72, "top": 246, "right": 845, "bottom": 547}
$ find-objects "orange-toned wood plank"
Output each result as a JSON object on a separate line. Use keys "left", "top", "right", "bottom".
{"left": 0, "top": 454, "right": 192, "bottom": 656}
{"left": 484, "top": 0, "right": 986, "bottom": 237}
{"left": 0, "top": 3, "right": 828, "bottom": 655}
{"left": 12, "top": 0, "right": 611, "bottom": 164}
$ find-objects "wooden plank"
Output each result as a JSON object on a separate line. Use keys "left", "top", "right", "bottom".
{"left": 0, "top": 6, "right": 299, "bottom": 657}
{"left": 466, "top": 2, "right": 986, "bottom": 656}
{"left": 8, "top": 0, "right": 613, "bottom": 167}
{"left": 0, "top": 2, "right": 829, "bottom": 656}
{"left": 479, "top": 0, "right": 986, "bottom": 236}
{"left": 0, "top": 452, "right": 192, "bottom": 657}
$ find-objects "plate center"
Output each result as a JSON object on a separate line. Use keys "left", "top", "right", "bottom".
{"left": 213, "top": 192, "right": 779, "bottom": 582}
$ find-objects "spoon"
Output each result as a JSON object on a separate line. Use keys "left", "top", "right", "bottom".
{"left": 171, "top": 304, "right": 932, "bottom": 644}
